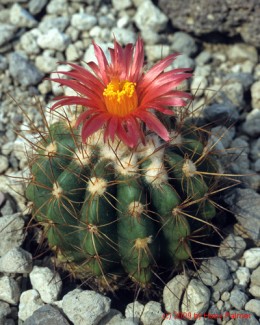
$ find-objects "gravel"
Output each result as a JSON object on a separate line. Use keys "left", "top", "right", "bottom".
{"left": 1, "top": 0, "right": 260, "bottom": 324}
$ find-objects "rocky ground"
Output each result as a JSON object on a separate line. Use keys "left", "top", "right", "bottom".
{"left": 0, "top": 0, "right": 260, "bottom": 324}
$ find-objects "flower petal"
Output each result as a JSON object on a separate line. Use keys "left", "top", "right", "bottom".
{"left": 81, "top": 113, "right": 109, "bottom": 142}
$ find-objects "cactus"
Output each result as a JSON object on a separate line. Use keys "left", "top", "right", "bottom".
{"left": 26, "top": 37, "right": 221, "bottom": 289}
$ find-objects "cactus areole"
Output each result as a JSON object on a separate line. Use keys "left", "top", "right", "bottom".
{"left": 26, "top": 38, "right": 219, "bottom": 290}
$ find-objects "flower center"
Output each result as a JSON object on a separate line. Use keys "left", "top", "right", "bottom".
{"left": 103, "top": 79, "right": 138, "bottom": 116}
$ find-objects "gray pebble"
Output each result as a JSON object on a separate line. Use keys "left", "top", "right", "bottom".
{"left": 204, "top": 103, "right": 239, "bottom": 125}
{"left": 71, "top": 13, "right": 97, "bottom": 31}
{"left": 195, "top": 51, "right": 212, "bottom": 65}
{"left": 29, "top": 0, "right": 48, "bottom": 15}
{"left": 211, "top": 126, "right": 235, "bottom": 149}
{"left": 249, "top": 285, "right": 260, "bottom": 299}
{"left": 229, "top": 289, "right": 248, "bottom": 310}
{"left": 111, "top": 27, "right": 136, "bottom": 45}
{"left": 10, "top": 3, "right": 37, "bottom": 28}
{"left": 171, "top": 32, "right": 198, "bottom": 57}
{"left": 37, "top": 28, "right": 70, "bottom": 51}
{"left": 18, "top": 289, "right": 45, "bottom": 322}
{"left": 38, "top": 16, "right": 70, "bottom": 33}
{"left": 20, "top": 29, "right": 42, "bottom": 55}
{"left": 200, "top": 257, "right": 230, "bottom": 281}
{"left": 0, "top": 24, "right": 17, "bottom": 47}
{"left": 251, "top": 266, "right": 260, "bottom": 286}
{"left": 111, "top": 0, "right": 132, "bottom": 10}
{"left": 62, "top": 289, "right": 111, "bottom": 325}
{"left": 140, "top": 301, "right": 162, "bottom": 325}
{"left": 218, "top": 234, "right": 246, "bottom": 260}
{"left": 0, "top": 155, "right": 9, "bottom": 174}
{"left": 0, "top": 55, "right": 8, "bottom": 71}
{"left": 243, "top": 248, "right": 260, "bottom": 269}
{"left": 23, "top": 305, "right": 70, "bottom": 325}
{"left": 172, "top": 54, "right": 195, "bottom": 69}
{"left": 212, "top": 278, "right": 234, "bottom": 295}
{"left": 242, "top": 108, "right": 260, "bottom": 137}
{"left": 245, "top": 299, "right": 260, "bottom": 317}
{"left": 224, "top": 188, "right": 260, "bottom": 242}
{"left": 235, "top": 267, "right": 250, "bottom": 288}
{"left": 0, "top": 301, "right": 11, "bottom": 322}
{"left": 0, "top": 213, "right": 25, "bottom": 256}
{"left": 134, "top": 0, "right": 168, "bottom": 33}
{"left": 46, "top": 0, "right": 68, "bottom": 15}
{"left": 9, "top": 52, "right": 43, "bottom": 87}
{"left": 0, "top": 247, "right": 32, "bottom": 274}
{"left": 0, "top": 276, "right": 20, "bottom": 305}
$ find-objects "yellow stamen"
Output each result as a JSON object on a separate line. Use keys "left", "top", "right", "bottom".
{"left": 103, "top": 79, "right": 138, "bottom": 116}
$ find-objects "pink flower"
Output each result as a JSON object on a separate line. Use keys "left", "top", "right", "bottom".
{"left": 51, "top": 37, "right": 192, "bottom": 148}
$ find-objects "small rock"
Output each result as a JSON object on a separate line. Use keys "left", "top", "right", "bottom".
{"left": 162, "top": 319, "right": 188, "bottom": 325}
{"left": 224, "top": 189, "right": 260, "bottom": 242}
{"left": 37, "top": 28, "right": 70, "bottom": 51}
{"left": 46, "top": 0, "right": 68, "bottom": 15}
{"left": 62, "top": 289, "right": 111, "bottom": 325}
{"left": 221, "top": 291, "right": 230, "bottom": 302}
{"left": 230, "top": 310, "right": 259, "bottom": 325}
{"left": 0, "top": 276, "right": 20, "bottom": 305}
{"left": 227, "top": 44, "right": 258, "bottom": 65}
{"left": 0, "top": 155, "right": 9, "bottom": 173}
{"left": 218, "top": 234, "right": 246, "bottom": 259}
{"left": 9, "top": 52, "right": 43, "bottom": 87}
{"left": 171, "top": 54, "right": 195, "bottom": 69}
{"left": 134, "top": 0, "right": 168, "bottom": 32}
{"left": 140, "top": 301, "right": 162, "bottom": 325}
{"left": 10, "top": 4, "right": 37, "bottom": 28}
{"left": 29, "top": 0, "right": 48, "bottom": 15}
{"left": 243, "top": 248, "right": 260, "bottom": 269}
{"left": 251, "top": 81, "right": 260, "bottom": 110}
{"left": 29, "top": 266, "right": 62, "bottom": 304}
{"left": 163, "top": 274, "right": 189, "bottom": 313}
{"left": 20, "top": 29, "right": 42, "bottom": 55}
{"left": 18, "top": 289, "right": 45, "bottom": 322}
{"left": 39, "top": 16, "right": 69, "bottom": 32}
{"left": 249, "top": 286, "right": 260, "bottom": 299}
{"left": 0, "top": 55, "right": 8, "bottom": 71}
{"left": 242, "top": 108, "right": 260, "bottom": 137}
{"left": 0, "top": 301, "right": 11, "bottom": 322}
{"left": 0, "top": 213, "right": 25, "bottom": 256}
{"left": 171, "top": 32, "right": 198, "bottom": 57}
{"left": 23, "top": 304, "right": 70, "bottom": 325}
{"left": 140, "top": 29, "right": 160, "bottom": 45}
{"left": 111, "top": 28, "right": 136, "bottom": 45}
{"left": 195, "top": 51, "right": 212, "bottom": 65}
{"left": 35, "top": 55, "right": 57, "bottom": 73}
{"left": 199, "top": 257, "right": 230, "bottom": 280}
{"left": 65, "top": 43, "right": 81, "bottom": 61}
{"left": 112, "top": 0, "right": 132, "bottom": 10}
{"left": 0, "top": 24, "right": 17, "bottom": 47}
{"left": 50, "top": 64, "right": 72, "bottom": 96}
{"left": 251, "top": 266, "right": 260, "bottom": 286}
{"left": 0, "top": 247, "right": 32, "bottom": 273}
{"left": 197, "top": 269, "right": 218, "bottom": 287}
{"left": 212, "top": 278, "right": 234, "bottom": 295}
{"left": 181, "top": 279, "right": 210, "bottom": 318}
{"left": 245, "top": 299, "right": 260, "bottom": 317}
{"left": 0, "top": 192, "right": 5, "bottom": 207}
{"left": 98, "top": 309, "right": 123, "bottom": 325}
{"left": 191, "top": 76, "right": 208, "bottom": 97}
{"left": 71, "top": 13, "right": 97, "bottom": 31}
{"left": 125, "top": 301, "right": 144, "bottom": 323}
{"left": 235, "top": 267, "right": 250, "bottom": 287}
{"left": 229, "top": 289, "right": 248, "bottom": 310}
{"left": 145, "top": 44, "right": 171, "bottom": 62}
{"left": 211, "top": 126, "right": 235, "bottom": 149}
{"left": 204, "top": 103, "right": 239, "bottom": 125}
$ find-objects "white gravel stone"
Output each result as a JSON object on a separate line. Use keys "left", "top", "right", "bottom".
{"left": 249, "top": 285, "right": 260, "bottom": 299}
{"left": 117, "top": 16, "right": 130, "bottom": 29}
{"left": 163, "top": 274, "right": 189, "bottom": 313}
{"left": 29, "top": 266, "right": 62, "bottom": 304}
{"left": 125, "top": 301, "right": 144, "bottom": 323}
{"left": 37, "top": 28, "right": 70, "bottom": 51}
{"left": 243, "top": 248, "right": 260, "bottom": 269}
{"left": 71, "top": 13, "right": 97, "bottom": 31}
{"left": 191, "top": 76, "right": 208, "bottom": 97}
{"left": 245, "top": 299, "right": 260, "bottom": 317}
{"left": 145, "top": 44, "right": 171, "bottom": 62}
{"left": 0, "top": 24, "right": 17, "bottom": 47}
{"left": 134, "top": 0, "right": 168, "bottom": 33}
{"left": 46, "top": 0, "right": 68, "bottom": 15}
{"left": 65, "top": 43, "right": 81, "bottom": 61}
{"left": 242, "top": 108, "right": 260, "bottom": 137}
{"left": 218, "top": 234, "right": 246, "bottom": 260}
{"left": 99, "top": 309, "right": 138, "bottom": 325}
{"left": 35, "top": 54, "right": 58, "bottom": 73}
{"left": 0, "top": 213, "right": 25, "bottom": 256}
{"left": 50, "top": 63, "right": 72, "bottom": 96}
{"left": 140, "top": 29, "right": 160, "bottom": 45}
{"left": 111, "top": 27, "right": 136, "bottom": 45}
{"left": 20, "top": 29, "right": 42, "bottom": 54}
{"left": 112, "top": 0, "right": 132, "bottom": 10}
{"left": 251, "top": 80, "right": 260, "bottom": 110}
{"left": 62, "top": 289, "right": 111, "bottom": 325}
{"left": 10, "top": 4, "right": 37, "bottom": 28}
{"left": 140, "top": 301, "right": 162, "bottom": 325}
{"left": 229, "top": 289, "right": 248, "bottom": 310}
{"left": 39, "top": 16, "right": 69, "bottom": 32}
{"left": 171, "top": 32, "right": 198, "bottom": 57}
{"left": 181, "top": 279, "right": 211, "bottom": 318}
{"left": 0, "top": 247, "right": 32, "bottom": 274}
{"left": 0, "top": 155, "right": 9, "bottom": 173}
{"left": 162, "top": 319, "right": 188, "bottom": 325}
{"left": 235, "top": 267, "right": 250, "bottom": 287}
{"left": 227, "top": 44, "right": 258, "bottom": 65}
{"left": 18, "top": 289, "right": 45, "bottom": 321}
{"left": 0, "top": 276, "right": 20, "bottom": 305}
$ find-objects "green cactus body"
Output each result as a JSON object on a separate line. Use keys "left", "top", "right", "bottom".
{"left": 27, "top": 119, "right": 219, "bottom": 289}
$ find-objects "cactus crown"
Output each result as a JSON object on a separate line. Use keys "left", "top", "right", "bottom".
{"left": 26, "top": 38, "right": 222, "bottom": 291}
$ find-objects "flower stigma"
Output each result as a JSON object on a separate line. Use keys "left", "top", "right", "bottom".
{"left": 103, "top": 79, "right": 138, "bottom": 116}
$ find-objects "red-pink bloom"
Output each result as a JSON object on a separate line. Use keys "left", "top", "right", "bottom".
{"left": 51, "top": 37, "right": 192, "bottom": 148}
